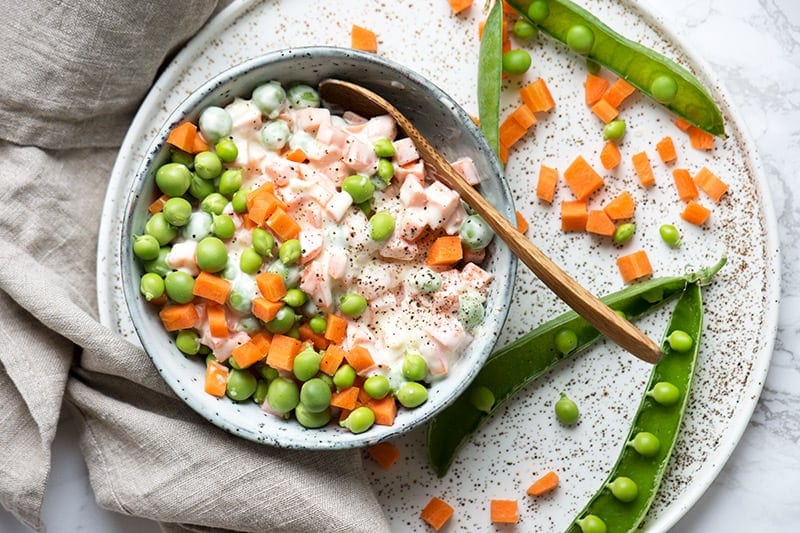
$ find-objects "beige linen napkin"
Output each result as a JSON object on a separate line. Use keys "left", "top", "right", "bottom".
{"left": 0, "top": 2, "right": 390, "bottom": 532}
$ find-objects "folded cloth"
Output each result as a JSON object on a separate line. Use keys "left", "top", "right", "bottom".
{"left": 0, "top": 2, "right": 390, "bottom": 532}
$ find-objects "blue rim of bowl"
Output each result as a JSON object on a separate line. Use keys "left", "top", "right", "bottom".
{"left": 120, "top": 46, "right": 518, "bottom": 449}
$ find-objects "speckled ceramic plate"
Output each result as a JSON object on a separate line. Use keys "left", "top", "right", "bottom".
{"left": 97, "top": 1, "right": 780, "bottom": 531}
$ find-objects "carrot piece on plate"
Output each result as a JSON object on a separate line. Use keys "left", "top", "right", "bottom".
{"left": 527, "top": 471, "right": 560, "bottom": 496}
{"left": 603, "top": 190, "right": 635, "bottom": 220}
{"left": 681, "top": 200, "right": 712, "bottom": 225}
{"left": 324, "top": 314, "right": 348, "bottom": 344}
{"left": 148, "top": 194, "right": 169, "bottom": 214}
{"left": 616, "top": 249, "right": 653, "bottom": 283}
{"left": 584, "top": 73, "right": 609, "bottom": 106}
{"left": 351, "top": 24, "right": 378, "bottom": 52}
{"left": 560, "top": 200, "right": 588, "bottom": 232}
{"left": 346, "top": 345, "right": 375, "bottom": 372}
{"left": 256, "top": 272, "right": 287, "bottom": 302}
{"left": 231, "top": 335, "right": 270, "bottom": 369}
{"left": 687, "top": 125, "right": 715, "bottom": 150}
{"left": 266, "top": 334, "right": 303, "bottom": 371}
{"left": 599, "top": 141, "right": 621, "bottom": 170}
{"left": 591, "top": 98, "right": 619, "bottom": 123}
{"left": 166, "top": 122, "right": 199, "bottom": 154}
{"left": 490, "top": 499, "right": 518, "bottom": 524}
{"left": 206, "top": 303, "right": 228, "bottom": 338}
{"left": 366, "top": 396, "right": 397, "bottom": 426}
{"left": 204, "top": 360, "right": 229, "bottom": 397}
{"left": 251, "top": 297, "right": 284, "bottom": 323}
{"left": 192, "top": 271, "right": 232, "bottom": 305}
{"left": 672, "top": 168, "right": 699, "bottom": 201}
{"left": 420, "top": 497, "right": 454, "bottom": 531}
{"left": 449, "top": 0, "right": 473, "bottom": 14}
{"left": 515, "top": 210, "right": 529, "bottom": 234}
{"left": 655, "top": 135, "right": 677, "bottom": 163}
{"left": 601, "top": 78, "right": 636, "bottom": 108}
{"left": 631, "top": 151, "right": 656, "bottom": 187}
{"left": 693, "top": 166, "right": 728, "bottom": 202}
{"left": 674, "top": 117, "right": 692, "bottom": 132}
{"left": 330, "top": 386, "right": 360, "bottom": 410}
{"left": 267, "top": 207, "right": 301, "bottom": 241}
{"left": 426, "top": 236, "right": 463, "bottom": 266}
{"left": 586, "top": 209, "right": 616, "bottom": 237}
{"left": 367, "top": 442, "right": 401, "bottom": 470}
{"left": 509, "top": 103, "right": 537, "bottom": 129}
{"left": 563, "top": 155, "right": 604, "bottom": 200}
{"left": 159, "top": 303, "right": 198, "bottom": 332}
{"left": 520, "top": 78, "right": 556, "bottom": 112}
{"left": 536, "top": 164, "right": 558, "bottom": 203}
{"left": 319, "top": 344, "right": 347, "bottom": 376}
{"left": 298, "top": 322, "right": 329, "bottom": 351}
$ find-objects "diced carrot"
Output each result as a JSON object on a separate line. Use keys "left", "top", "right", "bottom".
{"left": 449, "top": 0, "right": 473, "bottom": 14}
{"left": 256, "top": 272, "right": 287, "bottom": 302}
{"left": 536, "top": 164, "right": 558, "bottom": 203}
{"left": 616, "top": 249, "right": 653, "bottom": 283}
{"left": 192, "top": 271, "right": 232, "bottom": 305}
{"left": 687, "top": 126, "right": 714, "bottom": 150}
{"left": 509, "top": 103, "right": 537, "bottom": 129}
{"left": 206, "top": 303, "right": 229, "bottom": 338}
{"left": 246, "top": 181, "right": 277, "bottom": 211}
{"left": 655, "top": 136, "right": 677, "bottom": 163}
{"left": 266, "top": 207, "right": 301, "bottom": 241}
{"left": 330, "top": 386, "right": 360, "bottom": 410}
{"left": 319, "top": 344, "right": 347, "bottom": 376}
{"left": 584, "top": 73, "right": 609, "bottom": 106}
{"left": 603, "top": 190, "right": 635, "bottom": 220}
{"left": 681, "top": 200, "right": 712, "bottom": 225}
{"left": 351, "top": 24, "right": 378, "bottom": 52}
{"left": 159, "top": 303, "right": 198, "bottom": 332}
{"left": 346, "top": 345, "right": 376, "bottom": 373}
{"left": 672, "top": 168, "right": 699, "bottom": 201}
{"left": 204, "top": 360, "right": 229, "bottom": 397}
{"left": 420, "top": 497, "right": 454, "bottom": 531}
{"left": 631, "top": 151, "right": 656, "bottom": 187}
{"left": 498, "top": 116, "right": 529, "bottom": 148}
{"left": 324, "top": 314, "right": 348, "bottom": 344}
{"left": 166, "top": 122, "right": 199, "bottom": 154}
{"left": 527, "top": 471, "right": 560, "bottom": 496}
{"left": 251, "top": 332, "right": 272, "bottom": 353}
{"left": 515, "top": 211, "right": 529, "bottom": 234}
{"left": 266, "top": 334, "right": 303, "bottom": 371}
{"left": 490, "top": 499, "right": 518, "bottom": 524}
{"left": 231, "top": 335, "right": 270, "bottom": 369}
{"left": 601, "top": 78, "right": 637, "bottom": 108}
{"left": 674, "top": 117, "right": 692, "bottom": 132}
{"left": 357, "top": 386, "right": 373, "bottom": 405}
{"left": 586, "top": 209, "right": 616, "bottom": 237}
{"left": 298, "top": 322, "right": 329, "bottom": 351}
{"left": 520, "top": 78, "right": 556, "bottom": 112}
{"left": 563, "top": 155, "right": 604, "bottom": 200}
{"left": 599, "top": 141, "right": 621, "bottom": 170}
{"left": 192, "top": 132, "right": 209, "bottom": 154}
{"left": 560, "top": 200, "right": 588, "bottom": 232}
{"left": 590, "top": 98, "right": 619, "bottom": 123}
{"left": 366, "top": 396, "right": 397, "bottom": 426}
{"left": 367, "top": 442, "right": 401, "bottom": 470}
{"left": 284, "top": 147, "right": 308, "bottom": 163}
{"left": 248, "top": 198, "right": 279, "bottom": 227}
{"left": 148, "top": 194, "right": 169, "bottom": 214}
{"left": 426, "top": 235, "right": 463, "bottom": 266}
{"left": 693, "top": 166, "right": 728, "bottom": 202}
{"left": 251, "top": 297, "right": 284, "bottom": 323}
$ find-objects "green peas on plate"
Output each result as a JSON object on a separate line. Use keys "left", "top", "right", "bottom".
{"left": 369, "top": 211, "right": 395, "bottom": 241}
{"left": 602, "top": 119, "right": 626, "bottom": 142}
{"left": 155, "top": 162, "right": 191, "bottom": 197}
{"left": 278, "top": 239, "right": 302, "bottom": 265}
{"left": 294, "top": 403, "right": 331, "bottom": 429}
{"left": 200, "top": 192, "right": 229, "bottom": 216}
{"left": 333, "top": 364, "right": 357, "bottom": 390}
{"left": 612, "top": 222, "right": 635, "bottom": 245}
{"left": 502, "top": 49, "right": 532, "bottom": 75}
{"left": 139, "top": 272, "right": 165, "bottom": 302}
{"left": 372, "top": 138, "right": 395, "bottom": 158}
{"left": 252, "top": 228, "right": 275, "bottom": 257}
{"left": 162, "top": 197, "right": 193, "bottom": 227}
{"left": 226, "top": 368, "right": 257, "bottom": 402}
{"left": 195, "top": 236, "right": 228, "bottom": 273}
{"left": 299, "top": 378, "right": 332, "bottom": 413}
{"left": 555, "top": 392, "right": 580, "bottom": 425}
{"left": 363, "top": 375, "right": 391, "bottom": 400}
{"left": 175, "top": 329, "right": 200, "bottom": 355}
{"left": 212, "top": 214, "right": 235, "bottom": 239}
{"left": 164, "top": 270, "right": 195, "bottom": 304}
{"left": 339, "top": 406, "right": 375, "bottom": 434}
{"left": 659, "top": 224, "right": 681, "bottom": 248}
{"left": 339, "top": 292, "right": 367, "bottom": 318}
{"left": 218, "top": 168, "right": 243, "bottom": 196}
{"left": 342, "top": 174, "right": 375, "bottom": 204}
{"left": 266, "top": 306, "right": 298, "bottom": 335}
{"left": 215, "top": 138, "right": 238, "bottom": 163}
{"left": 396, "top": 381, "right": 428, "bottom": 408}
{"left": 267, "top": 377, "right": 300, "bottom": 415}
{"left": 292, "top": 347, "right": 321, "bottom": 381}
{"left": 194, "top": 151, "right": 223, "bottom": 180}
{"left": 133, "top": 234, "right": 161, "bottom": 261}
{"left": 402, "top": 352, "right": 428, "bottom": 382}
{"left": 144, "top": 212, "right": 178, "bottom": 246}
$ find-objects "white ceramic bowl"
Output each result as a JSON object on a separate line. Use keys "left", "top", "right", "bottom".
{"left": 120, "top": 46, "right": 517, "bottom": 449}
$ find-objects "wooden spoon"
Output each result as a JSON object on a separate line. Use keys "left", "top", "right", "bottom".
{"left": 318, "top": 79, "right": 662, "bottom": 364}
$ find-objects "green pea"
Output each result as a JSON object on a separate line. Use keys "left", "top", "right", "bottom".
{"left": 286, "top": 84, "right": 320, "bottom": 109}
{"left": 458, "top": 293, "right": 485, "bottom": 331}
{"left": 630, "top": 431, "right": 661, "bottom": 457}
{"left": 164, "top": 270, "right": 195, "bottom": 304}
{"left": 282, "top": 288, "right": 307, "bottom": 308}
{"left": 469, "top": 385, "right": 495, "bottom": 413}
{"left": 239, "top": 247, "right": 263, "bottom": 274}
{"left": 527, "top": 0, "right": 549, "bottom": 22}
{"left": 252, "top": 228, "right": 275, "bottom": 257}
{"left": 299, "top": 378, "right": 332, "bottom": 413}
{"left": 253, "top": 379, "right": 269, "bottom": 405}
{"left": 339, "top": 293, "right": 367, "bottom": 318}
{"left": 139, "top": 272, "right": 165, "bottom": 301}
{"left": 659, "top": 224, "right": 681, "bottom": 248}
{"left": 196, "top": 236, "right": 228, "bottom": 273}
{"left": 339, "top": 406, "right": 375, "bottom": 434}
{"left": 175, "top": 329, "right": 200, "bottom": 355}
{"left": 215, "top": 139, "right": 239, "bottom": 163}
{"left": 200, "top": 192, "right": 228, "bottom": 215}
{"left": 144, "top": 212, "right": 178, "bottom": 246}
{"left": 332, "top": 363, "right": 356, "bottom": 390}
{"left": 648, "top": 381, "right": 681, "bottom": 406}
{"left": 316, "top": 373, "right": 334, "bottom": 391}
{"left": 459, "top": 214, "right": 494, "bottom": 250}
{"left": 607, "top": 476, "right": 639, "bottom": 502}
{"left": 267, "top": 377, "right": 300, "bottom": 415}
{"left": 576, "top": 514, "right": 607, "bottom": 533}
{"left": 377, "top": 158, "right": 395, "bottom": 183}
{"left": 252, "top": 81, "right": 286, "bottom": 119}
{"left": 260, "top": 120, "right": 291, "bottom": 150}
{"left": 309, "top": 316, "right": 327, "bottom": 335}
{"left": 586, "top": 58, "right": 601, "bottom": 75}
{"left": 170, "top": 148, "right": 194, "bottom": 168}
{"left": 188, "top": 173, "right": 216, "bottom": 200}
{"left": 373, "top": 138, "right": 396, "bottom": 158}
{"left": 212, "top": 214, "right": 235, "bottom": 239}
{"left": 341, "top": 174, "right": 375, "bottom": 204}
{"left": 369, "top": 212, "right": 395, "bottom": 241}
{"left": 554, "top": 329, "right": 579, "bottom": 355}
{"left": 278, "top": 239, "right": 302, "bottom": 265}
{"left": 218, "top": 169, "right": 243, "bottom": 196}
{"left": 295, "top": 403, "right": 331, "bottom": 428}
{"left": 651, "top": 74, "right": 678, "bottom": 104}
{"left": 266, "top": 306, "right": 297, "bottom": 335}
{"left": 162, "top": 197, "right": 193, "bottom": 227}
{"left": 566, "top": 24, "right": 595, "bottom": 55}
{"left": 402, "top": 353, "right": 428, "bottom": 382}
{"left": 143, "top": 246, "right": 172, "bottom": 277}
{"left": 667, "top": 330, "right": 693, "bottom": 352}
{"left": 231, "top": 188, "right": 249, "bottom": 213}
{"left": 364, "top": 375, "right": 391, "bottom": 400}
{"left": 260, "top": 365, "right": 279, "bottom": 382}
{"left": 602, "top": 119, "right": 626, "bottom": 142}
{"left": 292, "top": 347, "right": 321, "bottom": 381}
{"left": 396, "top": 382, "right": 428, "bottom": 408}
{"left": 613, "top": 222, "right": 636, "bottom": 245}
{"left": 199, "top": 106, "right": 232, "bottom": 145}
{"left": 194, "top": 151, "right": 223, "bottom": 180}
{"left": 412, "top": 269, "right": 442, "bottom": 294}
{"left": 555, "top": 392, "right": 580, "bottom": 425}
{"left": 512, "top": 19, "right": 538, "bottom": 40}
{"left": 155, "top": 162, "right": 191, "bottom": 197}
{"left": 133, "top": 234, "right": 161, "bottom": 261}
{"left": 502, "top": 49, "right": 532, "bottom": 75}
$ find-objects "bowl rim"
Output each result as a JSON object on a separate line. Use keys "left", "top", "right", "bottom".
{"left": 120, "top": 45, "right": 518, "bottom": 449}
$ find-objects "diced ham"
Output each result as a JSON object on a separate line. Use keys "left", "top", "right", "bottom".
{"left": 324, "top": 191, "right": 353, "bottom": 222}
{"left": 425, "top": 319, "right": 472, "bottom": 352}
{"left": 442, "top": 202, "right": 467, "bottom": 235}
{"left": 451, "top": 157, "right": 482, "bottom": 186}
{"left": 261, "top": 153, "right": 300, "bottom": 185}
{"left": 327, "top": 247, "right": 348, "bottom": 280}
{"left": 379, "top": 234, "right": 422, "bottom": 261}
{"left": 461, "top": 262, "right": 493, "bottom": 290}
{"left": 342, "top": 111, "right": 367, "bottom": 125}
{"left": 356, "top": 263, "right": 398, "bottom": 300}
{"left": 399, "top": 176, "right": 427, "bottom": 207}
{"left": 292, "top": 107, "right": 331, "bottom": 134}
{"left": 394, "top": 160, "right": 425, "bottom": 184}
{"left": 362, "top": 114, "right": 397, "bottom": 143}
{"left": 166, "top": 241, "right": 198, "bottom": 276}
{"left": 343, "top": 136, "right": 378, "bottom": 173}
{"left": 199, "top": 330, "right": 251, "bottom": 362}
{"left": 320, "top": 160, "right": 349, "bottom": 185}
{"left": 300, "top": 260, "right": 334, "bottom": 311}
{"left": 300, "top": 228, "right": 324, "bottom": 264}
{"left": 397, "top": 206, "right": 428, "bottom": 241}
{"left": 225, "top": 98, "right": 262, "bottom": 131}
{"left": 392, "top": 137, "right": 420, "bottom": 166}
{"left": 424, "top": 180, "right": 460, "bottom": 229}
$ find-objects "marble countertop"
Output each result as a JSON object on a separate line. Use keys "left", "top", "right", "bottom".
{"left": 2, "top": 0, "right": 798, "bottom": 531}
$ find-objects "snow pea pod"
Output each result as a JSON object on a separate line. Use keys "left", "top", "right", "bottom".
{"left": 567, "top": 282, "right": 704, "bottom": 533}
{"left": 478, "top": 0, "right": 504, "bottom": 156}
{"left": 506, "top": 0, "right": 726, "bottom": 137}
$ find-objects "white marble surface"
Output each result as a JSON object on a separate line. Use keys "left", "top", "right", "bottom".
{"left": 2, "top": 0, "right": 798, "bottom": 531}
